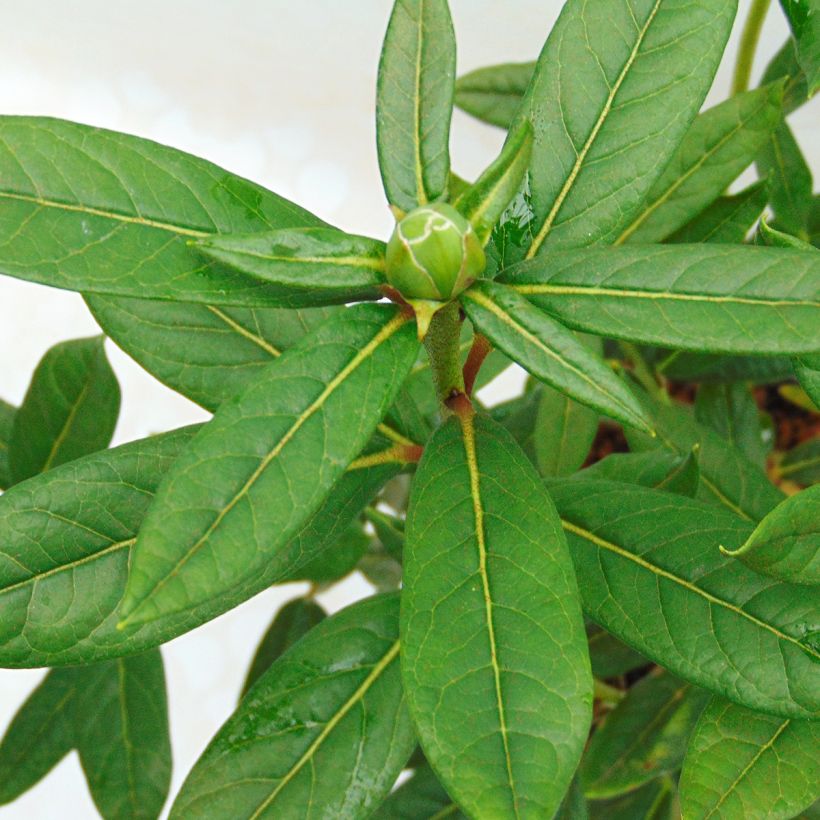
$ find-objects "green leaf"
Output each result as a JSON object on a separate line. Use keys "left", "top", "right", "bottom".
{"left": 577, "top": 449, "right": 699, "bottom": 497}
{"left": 454, "top": 120, "right": 533, "bottom": 245}
{"left": 0, "top": 398, "right": 15, "bottom": 490}
{"left": 618, "top": 83, "right": 783, "bottom": 244}
{"left": 586, "top": 624, "right": 648, "bottom": 679}
{"left": 778, "top": 0, "right": 820, "bottom": 95}
{"left": 376, "top": 0, "right": 455, "bottom": 213}
{"left": 549, "top": 479, "right": 820, "bottom": 718}
{"left": 762, "top": 38, "right": 810, "bottom": 114}
{"left": 666, "top": 181, "right": 768, "bottom": 245}
{"left": 588, "top": 778, "right": 677, "bottom": 820}
{"left": 695, "top": 383, "right": 767, "bottom": 466}
{"left": 9, "top": 336, "right": 120, "bottom": 484}
{"left": 462, "top": 281, "right": 652, "bottom": 432}
{"left": 0, "top": 667, "right": 76, "bottom": 804}
{"left": 794, "top": 353, "right": 820, "bottom": 408}
{"left": 581, "top": 671, "right": 709, "bottom": 798}
{"left": 192, "top": 228, "right": 386, "bottom": 307}
{"left": 757, "top": 215, "right": 816, "bottom": 250}
{"left": 72, "top": 650, "right": 171, "bottom": 820}
{"left": 240, "top": 598, "right": 325, "bottom": 700}
{"left": 87, "top": 295, "right": 335, "bottom": 411}
{"left": 171, "top": 594, "right": 414, "bottom": 819}
{"left": 0, "top": 428, "right": 397, "bottom": 667}
{"left": 365, "top": 507, "right": 405, "bottom": 561}
{"left": 511, "top": 0, "right": 736, "bottom": 256}
{"left": 534, "top": 385, "right": 599, "bottom": 477}
{"left": 628, "top": 393, "right": 783, "bottom": 522}
{"left": 402, "top": 412, "right": 592, "bottom": 818}
{"left": 373, "top": 763, "right": 464, "bottom": 819}
{"left": 502, "top": 244, "right": 820, "bottom": 355}
{"left": 680, "top": 697, "right": 820, "bottom": 819}
{"left": 0, "top": 117, "right": 325, "bottom": 306}
{"left": 454, "top": 62, "right": 534, "bottom": 129}
{"left": 120, "top": 304, "right": 417, "bottom": 628}
{"left": 757, "top": 120, "right": 814, "bottom": 239}
{"left": 281, "top": 520, "right": 370, "bottom": 584}
{"left": 657, "top": 349, "right": 794, "bottom": 384}
{"left": 780, "top": 438, "right": 820, "bottom": 486}
{"left": 721, "top": 485, "right": 820, "bottom": 585}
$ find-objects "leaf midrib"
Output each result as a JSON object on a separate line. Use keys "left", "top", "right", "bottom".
{"left": 560, "top": 519, "right": 819, "bottom": 661}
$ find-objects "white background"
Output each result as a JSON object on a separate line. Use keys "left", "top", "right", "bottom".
{"left": 0, "top": 1, "right": 816, "bottom": 817}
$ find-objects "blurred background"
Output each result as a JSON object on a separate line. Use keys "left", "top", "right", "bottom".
{"left": 0, "top": 1, "right": 816, "bottom": 816}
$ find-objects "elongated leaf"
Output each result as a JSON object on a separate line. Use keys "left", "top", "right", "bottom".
{"left": 0, "top": 117, "right": 327, "bottom": 306}
{"left": 9, "top": 336, "right": 120, "bottom": 484}
{"left": 462, "top": 280, "right": 652, "bottom": 432}
{"left": 193, "top": 228, "right": 385, "bottom": 306}
{"left": 666, "top": 181, "right": 768, "bottom": 244}
{"left": 581, "top": 671, "right": 709, "bottom": 798}
{"left": 588, "top": 778, "right": 677, "bottom": 820}
{"left": 454, "top": 121, "right": 533, "bottom": 245}
{"left": 511, "top": 0, "right": 736, "bottom": 256}
{"left": 120, "top": 304, "right": 417, "bottom": 627}
{"left": 502, "top": 245, "right": 820, "bottom": 355}
{"left": 762, "top": 38, "right": 810, "bottom": 114}
{"left": 779, "top": 0, "right": 820, "bottom": 95}
{"left": 87, "top": 295, "right": 335, "bottom": 411}
{"left": 627, "top": 393, "right": 783, "bottom": 522}
{"left": 240, "top": 598, "right": 326, "bottom": 699}
{"left": 0, "top": 422, "right": 396, "bottom": 667}
{"left": 758, "top": 120, "right": 814, "bottom": 239}
{"left": 680, "top": 697, "right": 820, "bottom": 819}
{"left": 794, "top": 353, "right": 820, "bottom": 407}
{"left": 658, "top": 350, "right": 794, "bottom": 384}
{"left": 534, "top": 385, "right": 599, "bottom": 477}
{"left": 721, "top": 485, "right": 820, "bottom": 585}
{"left": 171, "top": 594, "right": 414, "bottom": 818}
{"left": 402, "top": 412, "right": 592, "bottom": 818}
{"left": 780, "top": 438, "right": 820, "bottom": 486}
{"left": 454, "top": 62, "right": 534, "bottom": 129}
{"left": 373, "top": 764, "right": 464, "bottom": 819}
{"left": 376, "top": 0, "right": 455, "bottom": 213}
{"left": 695, "top": 383, "right": 767, "bottom": 466}
{"left": 549, "top": 479, "right": 820, "bottom": 718}
{"left": 0, "top": 667, "right": 77, "bottom": 804}
{"left": 578, "top": 450, "right": 699, "bottom": 497}
{"left": 617, "top": 84, "right": 783, "bottom": 244}
{"left": 281, "top": 520, "right": 370, "bottom": 583}
{"left": 0, "top": 399, "right": 14, "bottom": 490}
{"left": 586, "top": 624, "right": 648, "bottom": 679}
{"left": 73, "top": 651, "right": 171, "bottom": 820}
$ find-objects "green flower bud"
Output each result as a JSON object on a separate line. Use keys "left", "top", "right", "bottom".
{"left": 385, "top": 203, "right": 485, "bottom": 301}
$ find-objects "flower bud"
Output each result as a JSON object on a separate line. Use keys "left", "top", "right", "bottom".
{"left": 385, "top": 203, "right": 485, "bottom": 301}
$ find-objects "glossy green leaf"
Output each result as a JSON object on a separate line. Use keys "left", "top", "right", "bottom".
{"left": 376, "top": 0, "right": 455, "bottom": 213}
{"left": 504, "top": 244, "right": 820, "bottom": 355}
{"left": 193, "top": 228, "right": 385, "bottom": 307}
{"left": 87, "top": 295, "right": 335, "bottom": 411}
{"left": 0, "top": 399, "right": 14, "bottom": 490}
{"left": 0, "top": 424, "right": 396, "bottom": 667}
{"left": 9, "top": 336, "right": 120, "bottom": 484}
{"left": 556, "top": 776, "right": 589, "bottom": 820}
{"left": 780, "top": 438, "right": 820, "bottom": 486}
{"left": 454, "top": 62, "right": 534, "bottom": 129}
{"left": 534, "top": 385, "right": 599, "bottom": 477}
{"left": 695, "top": 383, "right": 767, "bottom": 466}
{"left": 171, "top": 594, "right": 415, "bottom": 819}
{"left": 657, "top": 349, "right": 794, "bottom": 384}
{"left": 794, "top": 353, "right": 820, "bottom": 407}
{"left": 402, "top": 412, "right": 592, "bottom": 818}
{"left": 489, "top": 387, "right": 542, "bottom": 467}
{"left": 462, "top": 281, "right": 652, "bottom": 432}
{"left": 721, "top": 485, "right": 820, "bottom": 585}
{"left": 578, "top": 449, "right": 699, "bottom": 498}
{"left": 281, "top": 520, "right": 370, "bottom": 584}
{"left": 551, "top": 479, "right": 820, "bottom": 718}
{"left": 582, "top": 671, "right": 709, "bottom": 798}
{"left": 120, "top": 304, "right": 418, "bottom": 628}
{"left": 0, "top": 667, "right": 76, "bottom": 804}
{"left": 680, "top": 697, "right": 820, "bottom": 819}
{"left": 365, "top": 507, "right": 405, "bottom": 561}
{"left": 373, "top": 764, "right": 464, "bottom": 819}
{"left": 757, "top": 120, "right": 814, "bottom": 239}
{"left": 73, "top": 651, "right": 171, "bottom": 820}
{"left": 666, "top": 181, "right": 768, "bottom": 245}
{"left": 240, "top": 598, "right": 326, "bottom": 699}
{"left": 511, "top": 0, "right": 736, "bottom": 256}
{"left": 588, "top": 778, "right": 678, "bottom": 820}
{"left": 778, "top": 0, "right": 820, "bottom": 95}
{"left": 454, "top": 120, "right": 533, "bottom": 245}
{"left": 618, "top": 83, "right": 783, "bottom": 243}
{"left": 586, "top": 624, "right": 648, "bottom": 679}
{"left": 628, "top": 393, "right": 783, "bottom": 522}
{"left": 0, "top": 117, "right": 325, "bottom": 306}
